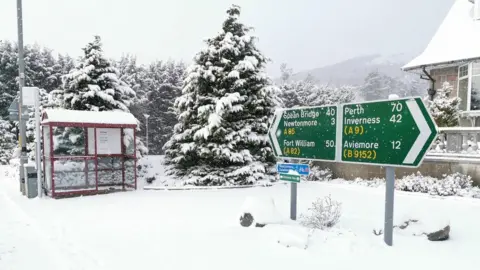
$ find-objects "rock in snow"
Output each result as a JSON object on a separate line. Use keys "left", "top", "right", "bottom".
{"left": 427, "top": 225, "right": 450, "bottom": 241}
{"left": 239, "top": 196, "right": 283, "bottom": 227}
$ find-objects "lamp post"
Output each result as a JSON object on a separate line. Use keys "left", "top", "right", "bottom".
{"left": 17, "top": 0, "right": 28, "bottom": 194}
{"left": 144, "top": 114, "right": 150, "bottom": 155}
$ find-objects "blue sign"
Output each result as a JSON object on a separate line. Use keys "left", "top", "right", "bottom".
{"left": 276, "top": 163, "right": 310, "bottom": 176}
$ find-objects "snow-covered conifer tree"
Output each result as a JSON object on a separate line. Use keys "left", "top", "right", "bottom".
{"left": 163, "top": 5, "right": 280, "bottom": 185}
{"left": 63, "top": 36, "right": 135, "bottom": 112}
{"left": 0, "top": 41, "right": 19, "bottom": 119}
{"left": 0, "top": 120, "right": 15, "bottom": 164}
{"left": 60, "top": 36, "right": 146, "bottom": 156}
{"left": 361, "top": 71, "right": 396, "bottom": 101}
{"left": 146, "top": 84, "right": 181, "bottom": 154}
{"left": 26, "top": 88, "right": 49, "bottom": 160}
{"left": 427, "top": 82, "right": 460, "bottom": 127}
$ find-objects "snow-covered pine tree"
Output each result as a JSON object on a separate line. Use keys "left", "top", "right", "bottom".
{"left": 60, "top": 36, "right": 146, "bottom": 156}
{"left": 116, "top": 54, "right": 145, "bottom": 99}
{"left": 0, "top": 40, "right": 63, "bottom": 119}
{"left": 0, "top": 119, "right": 15, "bottom": 164}
{"left": 0, "top": 40, "right": 19, "bottom": 119}
{"left": 278, "top": 63, "right": 301, "bottom": 108}
{"left": 63, "top": 36, "right": 135, "bottom": 112}
{"left": 361, "top": 71, "right": 397, "bottom": 101}
{"left": 146, "top": 83, "right": 181, "bottom": 154}
{"left": 163, "top": 5, "right": 280, "bottom": 186}
{"left": 307, "top": 84, "right": 356, "bottom": 106}
{"left": 427, "top": 82, "right": 460, "bottom": 127}
{"left": 26, "top": 88, "right": 49, "bottom": 160}
{"left": 142, "top": 60, "right": 185, "bottom": 155}
{"left": 115, "top": 54, "right": 149, "bottom": 142}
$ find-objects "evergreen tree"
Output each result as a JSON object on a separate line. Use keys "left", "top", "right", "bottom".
{"left": 116, "top": 54, "right": 145, "bottom": 99}
{"left": 278, "top": 64, "right": 355, "bottom": 108}
{"left": 163, "top": 5, "right": 280, "bottom": 186}
{"left": 307, "top": 84, "right": 356, "bottom": 106}
{"left": 146, "top": 84, "right": 181, "bottom": 154}
{"left": 139, "top": 60, "right": 185, "bottom": 155}
{"left": 63, "top": 36, "right": 135, "bottom": 112}
{"left": 361, "top": 71, "right": 397, "bottom": 101}
{"left": 0, "top": 41, "right": 19, "bottom": 119}
{"left": 0, "top": 40, "right": 61, "bottom": 119}
{"left": 427, "top": 82, "right": 460, "bottom": 127}
{"left": 279, "top": 83, "right": 301, "bottom": 108}
{"left": 60, "top": 36, "right": 145, "bottom": 156}
{"left": 26, "top": 88, "right": 49, "bottom": 160}
{"left": 0, "top": 119, "right": 15, "bottom": 165}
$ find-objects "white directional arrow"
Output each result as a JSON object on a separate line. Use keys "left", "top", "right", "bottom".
{"left": 402, "top": 99, "right": 432, "bottom": 164}
{"left": 269, "top": 111, "right": 282, "bottom": 155}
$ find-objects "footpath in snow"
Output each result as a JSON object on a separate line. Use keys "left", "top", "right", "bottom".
{"left": 1, "top": 163, "right": 480, "bottom": 270}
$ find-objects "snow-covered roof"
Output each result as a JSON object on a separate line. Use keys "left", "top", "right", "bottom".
{"left": 403, "top": 0, "right": 480, "bottom": 71}
{"left": 42, "top": 109, "right": 137, "bottom": 127}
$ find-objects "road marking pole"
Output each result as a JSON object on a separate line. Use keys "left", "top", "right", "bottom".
{"left": 291, "top": 182, "right": 297, "bottom": 220}
{"left": 384, "top": 166, "right": 395, "bottom": 246}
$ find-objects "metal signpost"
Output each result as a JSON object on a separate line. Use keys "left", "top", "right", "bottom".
{"left": 269, "top": 97, "right": 438, "bottom": 246}
{"left": 277, "top": 163, "right": 310, "bottom": 220}
{"left": 339, "top": 97, "right": 438, "bottom": 246}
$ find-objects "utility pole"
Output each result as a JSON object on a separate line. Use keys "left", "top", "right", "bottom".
{"left": 17, "top": 0, "right": 28, "bottom": 193}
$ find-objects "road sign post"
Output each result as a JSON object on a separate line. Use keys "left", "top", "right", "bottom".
{"left": 269, "top": 97, "right": 438, "bottom": 240}
{"left": 276, "top": 163, "right": 310, "bottom": 220}
{"left": 290, "top": 182, "right": 297, "bottom": 220}
{"left": 384, "top": 166, "right": 395, "bottom": 246}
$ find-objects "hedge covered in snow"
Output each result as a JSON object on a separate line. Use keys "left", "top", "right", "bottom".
{"left": 303, "top": 167, "right": 480, "bottom": 198}
{"left": 395, "top": 172, "right": 478, "bottom": 197}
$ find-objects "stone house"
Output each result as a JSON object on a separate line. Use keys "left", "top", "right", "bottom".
{"left": 319, "top": 0, "right": 480, "bottom": 184}
{"left": 403, "top": 0, "right": 480, "bottom": 127}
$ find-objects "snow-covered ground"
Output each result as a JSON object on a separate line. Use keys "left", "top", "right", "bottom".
{"left": 1, "top": 163, "right": 479, "bottom": 270}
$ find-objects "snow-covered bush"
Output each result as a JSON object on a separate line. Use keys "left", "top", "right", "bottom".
{"left": 430, "top": 172, "right": 473, "bottom": 196}
{"left": 350, "top": 177, "right": 385, "bottom": 187}
{"left": 426, "top": 82, "right": 460, "bottom": 127}
{"left": 300, "top": 195, "right": 342, "bottom": 229}
{"left": 395, "top": 172, "right": 437, "bottom": 193}
{"left": 396, "top": 172, "right": 473, "bottom": 196}
{"left": 305, "top": 166, "right": 332, "bottom": 181}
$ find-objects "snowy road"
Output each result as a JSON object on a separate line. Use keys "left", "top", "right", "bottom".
{"left": 1, "top": 164, "right": 480, "bottom": 270}
{"left": 0, "top": 183, "right": 70, "bottom": 269}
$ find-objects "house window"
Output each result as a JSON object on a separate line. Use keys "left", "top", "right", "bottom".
{"left": 458, "top": 64, "right": 469, "bottom": 111}
{"left": 437, "top": 75, "right": 447, "bottom": 86}
{"left": 472, "top": 63, "right": 480, "bottom": 110}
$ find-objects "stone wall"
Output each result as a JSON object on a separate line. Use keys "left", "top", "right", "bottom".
{"left": 316, "top": 160, "right": 480, "bottom": 186}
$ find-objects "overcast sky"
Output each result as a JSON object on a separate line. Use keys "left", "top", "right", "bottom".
{"left": 0, "top": 0, "right": 454, "bottom": 76}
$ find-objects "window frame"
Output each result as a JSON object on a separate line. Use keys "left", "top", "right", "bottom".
{"left": 457, "top": 63, "right": 470, "bottom": 111}
{"left": 471, "top": 62, "right": 480, "bottom": 111}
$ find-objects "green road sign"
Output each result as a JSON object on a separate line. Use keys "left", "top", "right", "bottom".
{"left": 279, "top": 173, "right": 301, "bottom": 183}
{"left": 339, "top": 97, "right": 438, "bottom": 168}
{"left": 268, "top": 106, "right": 338, "bottom": 161}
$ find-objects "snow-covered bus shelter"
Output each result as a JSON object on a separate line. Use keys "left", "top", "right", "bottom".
{"left": 41, "top": 109, "right": 138, "bottom": 198}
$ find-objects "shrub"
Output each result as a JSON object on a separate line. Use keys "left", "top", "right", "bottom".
{"left": 305, "top": 166, "right": 332, "bottom": 181}
{"left": 396, "top": 172, "right": 473, "bottom": 196}
{"left": 300, "top": 194, "right": 342, "bottom": 229}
